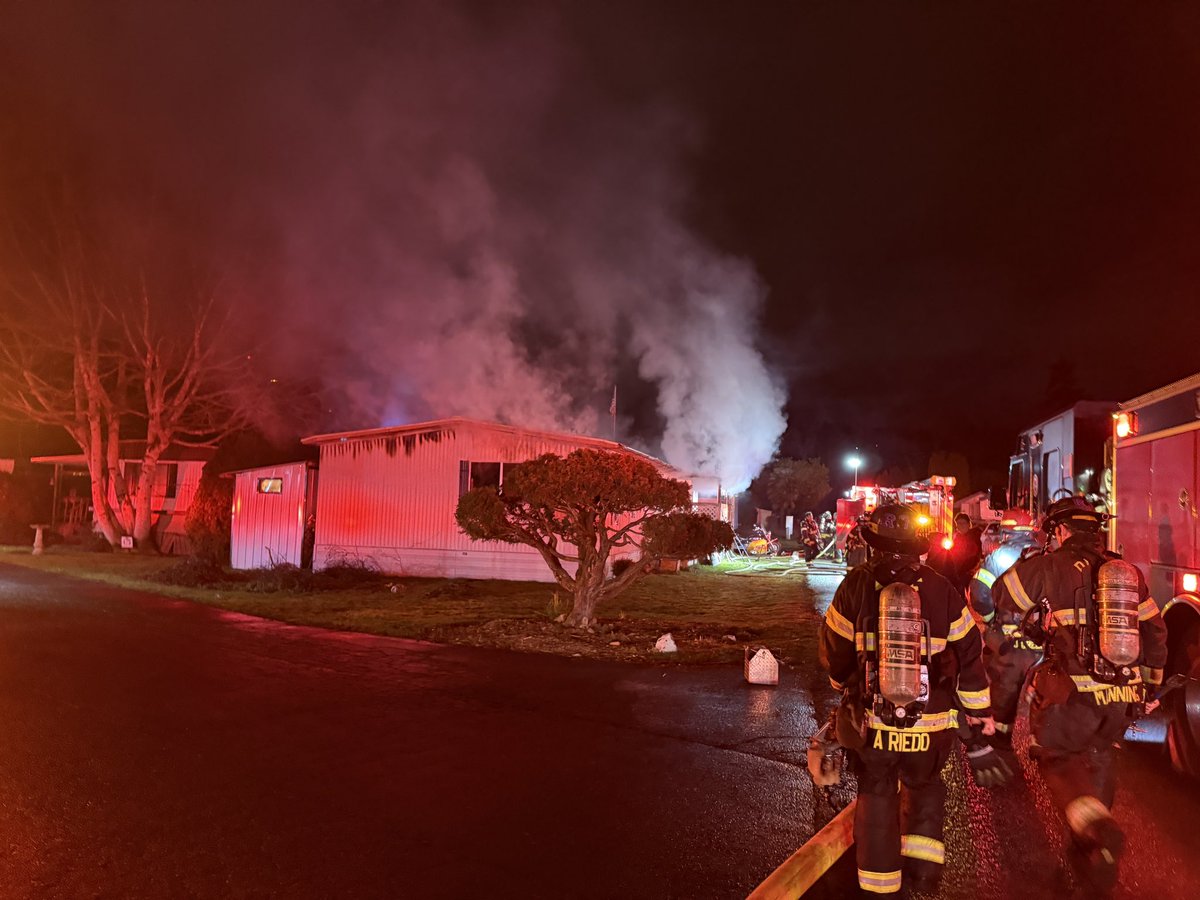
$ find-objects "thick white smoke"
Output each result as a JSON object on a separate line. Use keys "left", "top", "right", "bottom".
{"left": 260, "top": 4, "right": 786, "bottom": 487}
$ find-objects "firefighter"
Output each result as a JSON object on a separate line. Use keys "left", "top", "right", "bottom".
{"left": 845, "top": 514, "right": 869, "bottom": 567}
{"left": 800, "top": 511, "right": 820, "bottom": 562}
{"left": 968, "top": 509, "right": 1045, "bottom": 757}
{"left": 820, "top": 503, "right": 993, "bottom": 896}
{"left": 993, "top": 495, "right": 1167, "bottom": 893}
{"left": 950, "top": 512, "right": 984, "bottom": 587}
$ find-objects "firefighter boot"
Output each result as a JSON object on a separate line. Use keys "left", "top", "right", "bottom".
{"left": 1082, "top": 817, "right": 1125, "bottom": 893}
{"left": 1066, "top": 796, "right": 1125, "bottom": 894}
{"left": 988, "top": 725, "right": 1019, "bottom": 774}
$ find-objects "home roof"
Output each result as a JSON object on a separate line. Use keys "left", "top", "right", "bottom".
{"left": 221, "top": 459, "right": 317, "bottom": 477}
{"left": 301, "top": 416, "right": 689, "bottom": 478}
{"left": 31, "top": 442, "right": 217, "bottom": 467}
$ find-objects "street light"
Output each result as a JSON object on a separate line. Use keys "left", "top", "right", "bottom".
{"left": 846, "top": 454, "right": 862, "bottom": 488}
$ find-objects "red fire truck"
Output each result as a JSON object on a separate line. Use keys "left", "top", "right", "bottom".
{"left": 1110, "top": 371, "right": 1200, "bottom": 774}
{"left": 836, "top": 476, "right": 957, "bottom": 553}
{"left": 1104, "top": 372, "right": 1200, "bottom": 777}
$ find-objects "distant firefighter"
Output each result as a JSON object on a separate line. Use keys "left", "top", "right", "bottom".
{"left": 845, "top": 515, "right": 869, "bottom": 568}
{"left": 800, "top": 511, "right": 820, "bottom": 562}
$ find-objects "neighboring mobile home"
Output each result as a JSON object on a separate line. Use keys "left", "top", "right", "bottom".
{"left": 31, "top": 443, "right": 213, "bottom": 553}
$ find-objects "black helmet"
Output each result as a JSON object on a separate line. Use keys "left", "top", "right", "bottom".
{"left": 1042, "top": 495, "right": 1104, "bottom": 532}
{"left": 863, "top": 503, "right": 930, "bottom": 555}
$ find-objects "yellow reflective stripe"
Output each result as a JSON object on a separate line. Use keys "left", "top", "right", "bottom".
{"left": 947, "top": 609, "right": 973, "bottom": 641}
{"left": 830, "top": 676, "right": 844, "bottom": 691}
{"left": 1002, "top": 569, "right": 1035, "bottom": 611}
{"left": 825, "top": 604, "right": 854, "bottom": 640}
{"left": 981, "top": 611, "right": 995, "bottom": 624}
{"left": 858, "top": 869, "right": 902, "bottom": 893}
{"left": 957, "top": 687, "right": 991, "bottom": 710}
{"left": 973, "top": 568, "right": 996, "bottom": 588}
{"left": 901, "top": 835, "right": 946, "bottom": 865}
{"left": 1051, "top": 609, "right": 1085, "bottom": 626}
{"left": 867, "top": 710, "right": 958, "bottom": 732}
{"left": 1139, "top": 598, "right": 1160, "bottom": 621}
{"left": 1070, "top": 673, "right": 1143, "bottom": 693}
{"left": 1065, "top": 796, "right": 1110, "bottom": 838}
{"left": 858, "top": 633, "right": 945, "bottom": 655}
{"left": 994, "top": 721, "right": 1011, "bottom": 734}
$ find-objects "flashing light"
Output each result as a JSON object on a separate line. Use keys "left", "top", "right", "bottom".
{"left": 1114, "top": 411, "right": 1138, "bottom": 439}
{"left": 941, "top": 536, "right": 954, "bottom": 551}
{"left": 916, "top": 515, "right": 931, "bottom": 527}
{"left": 1184, "top": 572, "right": 1199, "bottom": 593}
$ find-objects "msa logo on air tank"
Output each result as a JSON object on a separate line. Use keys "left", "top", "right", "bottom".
{"left": 884, "top": 647, "right": 917, "bottom": 663}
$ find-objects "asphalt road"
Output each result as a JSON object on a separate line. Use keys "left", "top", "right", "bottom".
{"left": 0, "top": 563, "right": 1197, "bottom": 899}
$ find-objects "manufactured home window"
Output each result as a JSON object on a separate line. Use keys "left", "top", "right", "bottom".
{"left": 163, "top": 463, "right": 179, "bottom": 499}
{"left": 257, "top": 477, "right": 283, "bottom": 494}
{"left": 458, "top": 461, "right": 507, "bottom": 495}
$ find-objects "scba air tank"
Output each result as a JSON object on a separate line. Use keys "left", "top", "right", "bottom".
{"left": 878, "top": 582, "right": 924, "bottom": 707}
{"left": 1095, "top": 559, "right": 1142, "bottom": 667}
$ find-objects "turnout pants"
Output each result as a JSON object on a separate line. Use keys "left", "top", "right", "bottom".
{"left": 852, "top": 728, "right": 954, "bottom": 894}
{"left": 1029, "top": 684, "right": 1133, "bottom": 842}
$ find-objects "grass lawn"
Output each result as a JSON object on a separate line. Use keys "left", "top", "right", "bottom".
{"left": 0, "top": 546, "right": 831, "bottom": 665}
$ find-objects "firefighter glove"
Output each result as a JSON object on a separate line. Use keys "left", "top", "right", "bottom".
{"left": 965, "top": 740, "right": 1013, "bottom": 788}
{"left": 807, "top": 738, "right": 842, "bottom": 786}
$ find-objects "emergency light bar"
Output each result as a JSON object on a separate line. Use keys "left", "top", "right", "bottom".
{"left": 1183, "top": 572, "right": 1199, "bottom": 594}
{"left": 1114, "top": 411, "right": 1138, "bottom": 439}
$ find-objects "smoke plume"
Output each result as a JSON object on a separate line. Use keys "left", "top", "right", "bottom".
{"left": 0, "top": 0, "right": 786, "bottom": 488}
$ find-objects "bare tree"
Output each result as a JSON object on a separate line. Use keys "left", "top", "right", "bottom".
{"left": 0, "top": 214, "right": 256, "bottom": 549}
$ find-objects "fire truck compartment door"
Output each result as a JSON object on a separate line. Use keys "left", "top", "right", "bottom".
{"left": 1149, "top": 431, "right": 1197, "bottom": 570}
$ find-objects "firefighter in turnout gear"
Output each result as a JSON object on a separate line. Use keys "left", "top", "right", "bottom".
{"left": 968, "top": 509, "right": 1045, "bottom": 758}
{"left": 801, "top": 511, "right": 821, "bottom": 562}
{"left": 993, "top": 496, "right": 1168, "bottom": 893}
{"left": 821, "top": 503, "right": 993, "bottom": 896}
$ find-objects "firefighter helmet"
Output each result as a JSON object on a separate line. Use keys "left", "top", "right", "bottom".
{"left": 1042, "top": 495, "right": 1104, "bottom": 532}
{"left": 863, "top": 503, "right": 930, "bottom": 555}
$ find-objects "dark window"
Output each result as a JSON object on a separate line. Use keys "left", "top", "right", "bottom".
{"left": 459, "top": 461, "right": 506, "bottom": 495}
{"left": 123, "top": 462, "right": 142, "bottom": 489}
{"left": 1008, "top": 459, "right": 1027, "bottom": 511}
{"left": 257, "top": 477, "right": 283, "bottom": 494}
{"left": 471, "top": 462, "right": 502, "bottom": 491}
{"left": 163, "top": 463, "right": 179, "bottom": 500}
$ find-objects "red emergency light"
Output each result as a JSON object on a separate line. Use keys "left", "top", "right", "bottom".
{"left": 941, "top": 536, "right": 954, "bottom": 551}
{"left": 1183, "top": 572, "right": 1199, "bottom": 594}
{"left": 1114, "top": 411, "right": 1138, "bottom": 439}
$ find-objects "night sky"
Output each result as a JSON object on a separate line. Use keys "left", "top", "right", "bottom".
{"left": 2, "top": 2, "right": 1198, "bottom": 491}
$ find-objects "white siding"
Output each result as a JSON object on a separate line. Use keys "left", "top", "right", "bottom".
{"left": 231, "top": 463, "right": 312, "bottom": 569}
{"left": 311, "top": 421, "right": 663, "bottom": 581}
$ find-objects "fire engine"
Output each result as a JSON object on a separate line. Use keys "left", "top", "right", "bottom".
{"left": 836, "top": 476, "right": 957, "bottom": 553}
{"left": 1109, "top": 371, "right": 1200, "bottom": 775}
{"left": 1006, "top": 400, "right": 1115, "bottom": 523}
